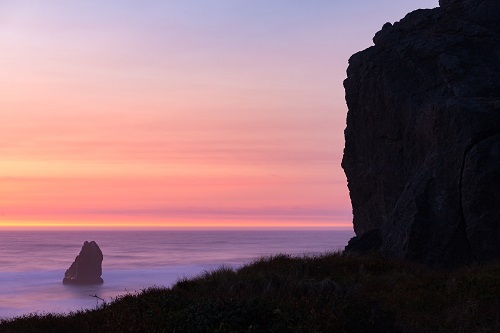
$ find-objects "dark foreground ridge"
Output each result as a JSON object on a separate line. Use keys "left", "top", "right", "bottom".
{"left": 2, "top": 253, "right": 500, "bottom": 332}
{"left": 63, "top": 241, "right": 104, "bottom": 285}
{"left": 343, "top": 0, "right": 500, "bottom": 267}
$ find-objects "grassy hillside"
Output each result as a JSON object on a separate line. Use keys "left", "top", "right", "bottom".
{"left": 1, "top": 252, "right": 499, "bottom": 332}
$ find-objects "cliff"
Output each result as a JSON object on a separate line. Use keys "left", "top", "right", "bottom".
{"left": 342, "top": 0, "right": 500, "bottom": 266}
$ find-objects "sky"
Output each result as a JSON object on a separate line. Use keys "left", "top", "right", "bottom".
{"left": 0, "top": 0, "right": 438, "bottom": 229}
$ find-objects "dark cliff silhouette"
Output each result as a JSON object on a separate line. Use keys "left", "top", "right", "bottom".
{"left": 343, "top": 0, "right": 500, "bottom": 267}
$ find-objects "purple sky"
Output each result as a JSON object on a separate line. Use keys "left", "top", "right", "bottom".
{"left": 0, "top": 0, "right": 438, "bottom": 229}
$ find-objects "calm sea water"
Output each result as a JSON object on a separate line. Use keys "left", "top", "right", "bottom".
{"left": 0, "top": 229, "right": 354, "bottom": 319}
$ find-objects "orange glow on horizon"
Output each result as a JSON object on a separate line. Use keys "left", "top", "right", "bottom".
{"left": 0, "top": 218, "right": 352, "bottom": 230}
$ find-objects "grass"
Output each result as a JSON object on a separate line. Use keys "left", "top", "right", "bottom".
{"left": 1, "top": 252, "right": 499, "bottom": 332}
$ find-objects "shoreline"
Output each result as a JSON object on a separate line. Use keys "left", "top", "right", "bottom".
{"left": 2, "top": 252, "right": 499, "bottom": 332}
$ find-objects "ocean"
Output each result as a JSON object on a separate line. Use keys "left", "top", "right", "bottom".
{"left": 0, "top": 229, "right": 354, "bottom": 319}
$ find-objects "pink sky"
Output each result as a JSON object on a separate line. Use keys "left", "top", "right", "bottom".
{"left": 0, "top": 1, "right": 438, "bottom": 229}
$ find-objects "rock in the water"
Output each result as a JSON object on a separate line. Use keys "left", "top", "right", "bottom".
{"left": 342, "top": 0, "right": 500, "bottom": 267}
{"left": 63, "top": 241, "right": 103, "bottom": 285}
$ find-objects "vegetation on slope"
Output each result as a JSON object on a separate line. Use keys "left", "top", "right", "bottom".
{"left": 1, "top": 252, "right": 499, "bottom": 332}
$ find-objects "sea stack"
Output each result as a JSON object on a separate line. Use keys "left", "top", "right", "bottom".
{"left": 63, "top": 241, "right": 104, "bottom": 285}
{"left": 342, "top": 0, "right": 500, "bottom": 266}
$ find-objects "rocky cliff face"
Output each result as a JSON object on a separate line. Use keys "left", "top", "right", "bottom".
{"left": 342, "top": 0, "right": 500, "bottom": 266}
